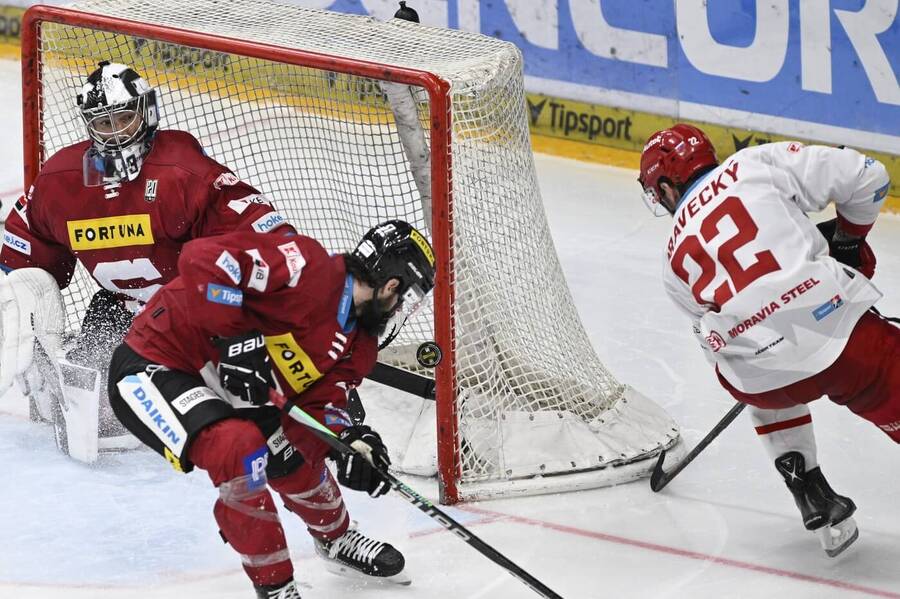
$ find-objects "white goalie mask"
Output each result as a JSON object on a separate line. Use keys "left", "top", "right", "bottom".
{"left": 77, "top": 61, "right": 160, "bottom": 186}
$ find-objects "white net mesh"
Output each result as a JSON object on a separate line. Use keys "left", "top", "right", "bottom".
{"left": 30, "top": 0, "right": 679, "bottom": 500}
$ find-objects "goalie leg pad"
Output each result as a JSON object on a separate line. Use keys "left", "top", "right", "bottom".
{"left": 0, "top": 268, "right": 65, "bottom": 396}
{"left": 53, "top": 358, "right": 102, "bottom": 464}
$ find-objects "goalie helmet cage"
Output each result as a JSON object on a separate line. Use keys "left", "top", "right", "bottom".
{"left": 21, "top": 0, "right": 680, "bottom": 504}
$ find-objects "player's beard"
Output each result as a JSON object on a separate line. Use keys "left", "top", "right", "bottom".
{"left": 356, "top": 295, "right": 399, "bottom": 337}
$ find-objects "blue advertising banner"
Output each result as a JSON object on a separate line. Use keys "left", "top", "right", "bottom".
{"left": 3, "top": 0, "right": 897, "bottom": 152}
{"left": 285, "top": 0, "right": 899, "bottom": 154}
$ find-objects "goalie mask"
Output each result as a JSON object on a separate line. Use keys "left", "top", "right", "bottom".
{"left": 638, "top": 124, "right": 718, "bottom": 216}
{"left": 350, "top": 220, "right": 435, "bottom": 347}
{"left": 77, "top": 61, "right": 160, "bottom": 186}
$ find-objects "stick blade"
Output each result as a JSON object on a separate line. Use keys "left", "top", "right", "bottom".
{"left": 649, "top": 449, "right": 668, "bottom": 492}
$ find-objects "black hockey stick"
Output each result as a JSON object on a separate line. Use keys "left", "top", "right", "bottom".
{"left": 650, "top": 402, "right": 746, "bottom": 492}
{"left": 268, "top": 389, "right": 563, "bottom": 599}
{"left": 366, "top": 361, "right": 435, "bottom": 400}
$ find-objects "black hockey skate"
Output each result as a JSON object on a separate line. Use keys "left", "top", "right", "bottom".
{"left": 775, "top": 452, "right": 858, "bottom": 557}
{"left": 255, "top": 578, "right": 301, "bottom": 599}
{"left": 313, "top": 522, "right": 410, "bottom": 585}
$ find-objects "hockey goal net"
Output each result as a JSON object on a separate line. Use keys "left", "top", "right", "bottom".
{"left": 21, "top": 0, "right": 680, "bottom": 503}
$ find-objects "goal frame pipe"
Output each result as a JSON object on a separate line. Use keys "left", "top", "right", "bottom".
{"left": 20, "top": 5, "right": 464, "bottom": 503}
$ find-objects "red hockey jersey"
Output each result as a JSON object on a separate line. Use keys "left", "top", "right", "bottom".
{"left": 124, "top": 230, "right": 378, "bottom": 460}
{"left": 0, "top": 130, "right": 290, "bottom": 310}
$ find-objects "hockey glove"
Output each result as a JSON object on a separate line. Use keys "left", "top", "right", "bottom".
{"left": 816, "top": 218, "right": 876, "bottom": 279}
{"left": 214, "top": 331, "right": 275, "bottom": 405}
{"left": 334, "top": 425, "right": 392, "bottom": 497}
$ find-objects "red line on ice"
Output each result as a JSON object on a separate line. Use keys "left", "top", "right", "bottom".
{"left": 453, "top": 505, "right": 900, "bottom": 599}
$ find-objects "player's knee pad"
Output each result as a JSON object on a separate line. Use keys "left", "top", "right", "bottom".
{"left": 269, "top": 461, "right": 340, "bottom": 499}
{"left": 191, "top": 418, "right": 270, "bottom": 488}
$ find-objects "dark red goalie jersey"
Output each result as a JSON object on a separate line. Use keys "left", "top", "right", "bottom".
{"left": 124, "top": 230, "right": 379, "bottom": 462}
{"left": 0, "top": 130, "right": 290, "bottom": 310}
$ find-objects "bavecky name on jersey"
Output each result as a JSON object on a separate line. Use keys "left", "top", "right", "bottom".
{"left": 216, "top": 250, "right": 242, "bottom": 285}
{"left": 252, "top": 212, "right": 286, "bottom": 233}
{"left": 206, "top": 283, "right": 243, "bottom": 306}
{"left": 880, "top": 421, "right": 900, "bottom": 433}
{"left": 3, "top": 231, "right": 31, "bottom": 255}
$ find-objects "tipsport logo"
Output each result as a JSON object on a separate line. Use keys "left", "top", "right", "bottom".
{"left": 206, "top": 283, "right": 243, "bottom": 306}
{"left": 812, "top": 295, "right": 844, "bottom": 321}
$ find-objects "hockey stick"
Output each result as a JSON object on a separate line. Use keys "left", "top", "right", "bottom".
{"left": 650, "top": 402, "right": 746, "bottom": 492}
{"left": 366, "top": 361, "right": 435, "bottom": 400}
{"left": 268, "top": 389, "right": 563, "bottom": 599}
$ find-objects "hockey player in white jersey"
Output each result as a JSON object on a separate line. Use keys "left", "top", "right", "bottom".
{"left": 638, "top": 123, "right": 895, "bottom": 558}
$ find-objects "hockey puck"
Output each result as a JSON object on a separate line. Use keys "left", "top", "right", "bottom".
{"left": 416, "top": 341, "right": 442, "bottom": 368}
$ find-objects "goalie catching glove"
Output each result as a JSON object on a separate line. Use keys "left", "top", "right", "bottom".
{"left": 334, "top": 425, "right": 392, "bottom": 498}
{"left": 214, "top": 331, "right": 274, "bottom": 405}
{"left": 816, "top": 218, "right": 876, "bottom": 279}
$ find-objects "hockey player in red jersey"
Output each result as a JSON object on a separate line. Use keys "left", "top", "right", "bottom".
{"left": 638, "top": 124, "right": 894, "bottom": 557}
{"left": 107, "top": 220, "right": 435, "bottom": 598}
{"left": 0, "top": 61, "right": 291, "bottom": 462}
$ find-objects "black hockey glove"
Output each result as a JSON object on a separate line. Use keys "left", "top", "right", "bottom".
{"left": 334, "top": 425, "right": 392, "bottom": 498}
{"left": 816, "top": 218, "right": 863, "bottom": 269}
{"left": 214, "top": 331, "right": 275, "bottom": 406}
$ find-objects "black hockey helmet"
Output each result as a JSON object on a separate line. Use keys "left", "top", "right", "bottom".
{"left": 351, "top": 220, "right": 435, "bottom": 300}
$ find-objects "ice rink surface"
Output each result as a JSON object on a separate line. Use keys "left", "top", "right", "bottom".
{"left": 1, "top": 58, "right": 899, "bottom": 599}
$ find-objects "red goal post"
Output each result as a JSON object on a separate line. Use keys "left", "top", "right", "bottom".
{"left": 20, "top": 0, "right": 680, "bottom": 504}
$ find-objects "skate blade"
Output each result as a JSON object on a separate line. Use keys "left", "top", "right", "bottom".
{"left": 818, "top": 517, "right": 859, "bottom": 558}
{"left": 321, "top": 560, "right": 412, "bottom": 586}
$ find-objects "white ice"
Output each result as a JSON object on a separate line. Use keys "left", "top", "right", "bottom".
{"left": 1, "top": 58, "right": 899, "bottom": 599}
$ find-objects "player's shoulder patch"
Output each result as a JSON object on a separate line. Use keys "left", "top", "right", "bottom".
{"left": 277, "top": 240, "right": 306, "bottom": 288}
{"left": 13, "top": 191, "right": 30, "bottom": 228}
{"left": 213, "top": 172, "right": 242, "bottom": 190}
{"left": 227, "top": 194, "right": 272, "bottom": 214}
{"left": 786, "top": 142, "right": 804, "bottom": 153}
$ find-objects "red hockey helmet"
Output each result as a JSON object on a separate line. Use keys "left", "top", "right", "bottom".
{"left": 638, "top": 124, "right": 718, "bottom": 215}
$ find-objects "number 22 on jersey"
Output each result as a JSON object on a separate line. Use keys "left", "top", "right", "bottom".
{"left": 670, "top": 196, "right": 781, "bottom": 309}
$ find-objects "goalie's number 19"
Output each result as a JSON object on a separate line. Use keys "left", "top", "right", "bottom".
{"left": 670, "top": 196, "right": 781, "bottom": 309}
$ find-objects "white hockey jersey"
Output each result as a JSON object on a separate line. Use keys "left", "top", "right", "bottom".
{"left": 662, "top": 142, "right": 890, "bottom": 393}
